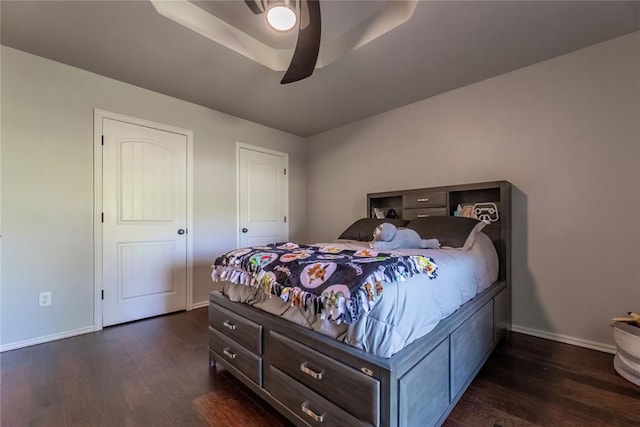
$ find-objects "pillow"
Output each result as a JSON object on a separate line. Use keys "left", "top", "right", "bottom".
{"left": 338, "top": 218, "right": 409, "bottom": 242}
{"left": 406, "top": 216, "right": 486, "bottom": 250}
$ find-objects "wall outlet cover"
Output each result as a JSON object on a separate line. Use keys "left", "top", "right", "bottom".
{"left": 39, "top": 292, "right": 52, "bottom": 307}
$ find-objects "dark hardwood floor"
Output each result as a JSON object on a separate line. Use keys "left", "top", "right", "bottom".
{"left": 1, "top": 308, "right": 638, "bottom": 426}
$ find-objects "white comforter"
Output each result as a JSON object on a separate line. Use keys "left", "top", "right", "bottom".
{"left": 222, "top": 232, "right": 498, "bottom": 358}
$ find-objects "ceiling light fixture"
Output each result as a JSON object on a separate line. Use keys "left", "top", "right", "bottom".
{"left": 266, "top": 0, "right": 297, "bottom": 32}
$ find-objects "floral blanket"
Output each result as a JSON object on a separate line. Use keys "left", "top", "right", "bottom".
{"left": 212, "top": 242, "right": 438, "bottom": 324}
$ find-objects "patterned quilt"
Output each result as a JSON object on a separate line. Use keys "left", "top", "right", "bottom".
{"left": 212, "top": 242, "right": 437, "bottom": 324}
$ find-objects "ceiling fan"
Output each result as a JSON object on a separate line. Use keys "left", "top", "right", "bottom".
{"left": 244, "top": 0, "right": 321, "bottom": 84}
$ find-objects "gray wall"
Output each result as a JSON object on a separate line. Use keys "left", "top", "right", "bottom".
{"left": 3, "top": 32, "right": 639, "bottom": 350}
{"left": 306, "top": 32, "right": 640, "bottom": 347}
{"left": 1, "top": 46, "right": 306, "bottom": 346}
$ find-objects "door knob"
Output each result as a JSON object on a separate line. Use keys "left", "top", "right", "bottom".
{"left": 177, "top": 229, "right": 185, "bottom": 235}
{"left": 241, "top": 228, "right": 248, "bottom": 233}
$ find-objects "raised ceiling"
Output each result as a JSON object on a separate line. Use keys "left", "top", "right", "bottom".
{"left": 151, "top": 1, "right": 417, "bottom": 71}
{"left": 191, "top": 0, "right": 389, "bottom": 50}
{"left": 2, "top": 1, "right": 639, "bottom": 137}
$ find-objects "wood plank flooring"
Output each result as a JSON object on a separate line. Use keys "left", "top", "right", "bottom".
{"left": 2, "top": 308, "right": 638, "bottom": 426}
{"left": 444, "top": 333, "right": 640, "bottom": 427}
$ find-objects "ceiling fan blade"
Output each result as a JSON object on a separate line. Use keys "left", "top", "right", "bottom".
{"left": 244, "top": 0, "right": 265, "bottom": 15}
{"left": 280, "top": 0, "right": 321, "bottom": 84}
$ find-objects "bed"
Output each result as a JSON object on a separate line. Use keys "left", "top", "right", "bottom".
{"left": 208, "top": 181, "right": 512, "bottom": 427}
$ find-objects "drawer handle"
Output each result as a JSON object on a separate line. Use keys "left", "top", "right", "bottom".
{"left": 300, "top": 362, "right": 324, "bottom": 380}
{"left": 222, "top": 320, "right": 236, "bottom": 331}
{"left": 223, "top": 347, "right": 236, "bottom": 359}
{"left": 417, "top": 214, "right": 430, "bottom": 218}
{"left": 417, "top": 198, "right": 430, "bottom": 202}
{"left": 301, "top": 401, "right": 324, "bottom": 423}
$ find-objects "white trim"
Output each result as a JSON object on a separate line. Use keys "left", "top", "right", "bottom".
{"left": 511, "top": 324, "right": 616, "bottom": 354}
{"left": 93, "top": 111, "right": 103, "bottom": 330}
{"left": 235, "top": 142, "right": 289, "bottom": 248}
{"left": 93, "top": 109, "right": 195, "bottom": 331}
{"left": 0, "top": 326, "right": 95, "bottom": 352}
{"left": 185, "top": 125, "right": 194, "bottom": 311}
{"left": 191, "top": 301, "right": 209, "bottom": 310}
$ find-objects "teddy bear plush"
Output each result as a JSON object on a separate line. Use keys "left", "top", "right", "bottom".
{"left": 370, "top": 222, "right": 440, "bottom": 250}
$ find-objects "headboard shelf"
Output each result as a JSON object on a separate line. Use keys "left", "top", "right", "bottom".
{"left": 369, "top": 194, "right": 403, "bottom": 219}
{"left": 367, "top": 181, "right": 512, "bottom": 285}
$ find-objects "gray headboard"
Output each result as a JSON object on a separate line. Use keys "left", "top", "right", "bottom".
{"left": 367, "top": 181, "right": 512, "bottom": 286}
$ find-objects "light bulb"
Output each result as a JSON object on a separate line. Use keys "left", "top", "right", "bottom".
{"left": 267, "top": 5, "right": 296, "bottom": 32}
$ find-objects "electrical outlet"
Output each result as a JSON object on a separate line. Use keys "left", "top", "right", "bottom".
{"left": 39, "top": 292, "right": 51, "bottom": 307}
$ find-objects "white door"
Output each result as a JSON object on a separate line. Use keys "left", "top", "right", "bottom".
{"left": 238, "top": 145, "right": 288, "bottom": 247}
{"left": 102, "top": 118, "right": 187, "bottom": 326}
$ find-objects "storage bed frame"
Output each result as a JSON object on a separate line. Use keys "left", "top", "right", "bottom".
{"left": 209, "top": 181, "right": 511, "bottom": 427}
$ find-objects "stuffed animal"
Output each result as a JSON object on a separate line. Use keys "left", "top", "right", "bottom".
{"left": 370, "top": 222, "right": 440, "bottom": 250}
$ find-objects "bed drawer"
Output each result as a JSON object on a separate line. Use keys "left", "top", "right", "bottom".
{"left": 403, "top": 190, "right": 446, "bottom": 208}
{"left": 268, "top": 366, "right": 368, "bottom": 427}
{"left": 450, "top": 300, "right": 494, "bottom": 399}
{"left": 209, "top": 327, "right": 262, "bottom": 386}
{"left": 209, "top": 302, "right": 262, "bottom": 354}
{"left": 269, "top": 331, "right": 379, "bottom": 426}
{"left": 399, "top": 338, "right": 449, "bottom": 427}
{"left": 402, "top": 207, "right": 447, "bottom": 220}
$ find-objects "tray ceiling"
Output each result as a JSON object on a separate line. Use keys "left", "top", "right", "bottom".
{"left": 2, "top": 1, "right": 639, "bottom": 136}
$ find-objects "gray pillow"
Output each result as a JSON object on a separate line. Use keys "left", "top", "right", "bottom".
{"left": 338, "top": 218, "right": 409, "bottom": 242}
{"left": 406, "top": 216, "right": 486, "bottom": 249}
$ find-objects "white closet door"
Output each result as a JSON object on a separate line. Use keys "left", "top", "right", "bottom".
{"left": 238, "top": 145, "right": 288, "bottom": 248}
{"left": 102, "top": 118, "right": 187, "bottom": 326}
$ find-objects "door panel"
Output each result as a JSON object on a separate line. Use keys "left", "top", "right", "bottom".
{"left": 238, "top": 146, "right": 288, "bottom": 248}
{"left": 119, "top": 141, "right": 174, "bottom": 222}
{"left": 119, "top": 242, "right": 175, "bottom": 298}
{"left": 103, "top": 118, "right": 187, "bottom": 326}
{"left": 247, "top": 163, "right": 279, "bottom": 222}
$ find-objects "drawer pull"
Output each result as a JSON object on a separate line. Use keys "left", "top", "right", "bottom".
{"left": 301, "top": 401, "right": 324, "bottom": 423}
{"left": 416, "top": 198, "right": 430, "bottom": 202}
{"left": 417, "top": 214, "right": 430, "bottom": 218}
{"left": 300, "top": 362, "right": 324, "bottom": 380}
{"left": 222, "top": 347, "right": 236, "bottom": 359}
{"left": 222, "top": 320, "right": 236, "bottom": 331}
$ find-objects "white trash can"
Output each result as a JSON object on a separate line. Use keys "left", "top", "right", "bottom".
{"left": 612, "top": 321, "right": 640, "bottom": 386}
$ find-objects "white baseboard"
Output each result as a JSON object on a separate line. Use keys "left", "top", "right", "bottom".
{"left": 511, "top": 324, "right": 616, "bottom": 354}
{"left": 191, "top": 300, "right": 208, "bottom": 310}
{"left": 2, "top": 303, "right": 210, "bottom": 352}
{"left": 0, "top": 325, "right": 95, "bottom": 352}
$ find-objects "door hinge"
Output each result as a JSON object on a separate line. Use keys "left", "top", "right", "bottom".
{"left": 101, "top": 135, "right": 104, "bottom": 146}
{"left": 284, "top": 215, "right": 287, "bottom": 223}
{"left": 101, "top": 290, "right": 104, "bottom": 300}
{"left": 101, "top": 212, "right": 104, "bottom": 223}
{"left": 284, "top": 168, "right": 287, "bottom": 175}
